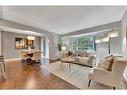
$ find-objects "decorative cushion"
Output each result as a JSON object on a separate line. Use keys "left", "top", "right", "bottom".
{"left": 80, "top": 52, "right": 87, "bottom": 57}
{"left": 103, "top": 59, "right": 111, "bottom": 66}
{"left": 76, "top": 50, "right": 86, "bottom": 57}
{"left": 72, "top": 52, "right": 78, "bottom": 57}
{"left": 86, "top": 52, "right": 92, "bottom": 57}
{"left": 96, "top": 60, "right": 109, "bottom": 70}
{"left": 96, "top": 54, "right": 121, "bottom": 72}
{"left": 107, "top": 58, "right": 114, "bottom": 71}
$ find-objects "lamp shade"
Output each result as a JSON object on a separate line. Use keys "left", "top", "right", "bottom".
{"left": 27, "top": 36, "right": 35, "bottom": 40}
{"left": 102, "top": 37, "right": 109, "bottom": 42}
{"left": 61, "top": 46, "right": 66, "bottom": 50}
{"left": 108, "top": 31, "right": 118, "bottom": 38}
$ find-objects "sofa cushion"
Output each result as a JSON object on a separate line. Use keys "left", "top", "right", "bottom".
{"left": 76, "top": 50, "right": 86, "bottom": 57}
{"left": 86, "top": 52, "right": 92, "bottom": 57}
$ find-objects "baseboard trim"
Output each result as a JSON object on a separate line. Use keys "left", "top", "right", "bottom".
{"left": 5, "top": 58, "right": 21, "bottom": 61}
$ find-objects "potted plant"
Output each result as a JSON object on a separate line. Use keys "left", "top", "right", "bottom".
{"left": 57, "top": 37, "right": 63, "bottom": 59}
{"left": 67, "top": 50, "right": 73, "bottom": 58}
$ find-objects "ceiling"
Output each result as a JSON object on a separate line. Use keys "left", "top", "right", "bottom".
{"left": 1, "top": 6, "right": 127, "bottom": 34}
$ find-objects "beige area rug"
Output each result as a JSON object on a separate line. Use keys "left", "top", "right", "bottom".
{"left": 41, "top": 61, "right": 124, "bottom": 89}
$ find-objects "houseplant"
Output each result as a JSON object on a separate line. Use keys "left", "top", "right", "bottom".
{"left": 67, "top": 50, "right": 73, "bottom": 58}
{"left": 57, "top": 37, "right": 63, "bottom": 52}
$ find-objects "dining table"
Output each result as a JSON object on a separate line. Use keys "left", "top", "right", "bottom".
{"left": 21, "top": 50, "right": 42, "bottom": 64}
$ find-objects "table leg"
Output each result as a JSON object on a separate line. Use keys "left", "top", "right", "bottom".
{"left": 60, "top": 62, "right": 63, "bottom": 68}
{"left": 69, "top": 63, "right": 71, "bottom": 71}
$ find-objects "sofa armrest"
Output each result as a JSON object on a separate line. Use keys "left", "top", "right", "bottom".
{"left": 93, "top": 67, "right": 111, "bottom": 73}
{"left": 92, "top": 67, "right": 113, "bottom": 80}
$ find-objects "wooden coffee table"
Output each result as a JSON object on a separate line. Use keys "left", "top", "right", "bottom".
{"left": 60, "top": 58, "right": 75, "bottom": 71}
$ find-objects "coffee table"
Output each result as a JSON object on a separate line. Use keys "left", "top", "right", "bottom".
{"left": 60, "top": 58, "right": 75, "bottom": 71}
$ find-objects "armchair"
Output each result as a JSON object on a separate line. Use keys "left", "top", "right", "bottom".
{"left": 88, "top": 58, "right": 127, "bottom": 89}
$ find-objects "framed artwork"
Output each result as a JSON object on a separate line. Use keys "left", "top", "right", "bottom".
{"left": 15, "top": 37, "right": 34, "bottom": 49}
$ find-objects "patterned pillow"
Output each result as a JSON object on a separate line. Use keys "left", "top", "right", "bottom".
{"left": 96, "top": 59, "right": 110, "bottom": 70}
{"left": 107, "top": 58, "right": 114, "bottom": 71}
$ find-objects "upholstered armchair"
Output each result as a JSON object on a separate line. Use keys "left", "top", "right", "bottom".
{"left": 88, "top": 58, "right": 127, "bottom": 89}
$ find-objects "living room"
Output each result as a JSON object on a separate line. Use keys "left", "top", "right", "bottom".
{"left": 0, "top": 6, "right": 127, "bottom": 90}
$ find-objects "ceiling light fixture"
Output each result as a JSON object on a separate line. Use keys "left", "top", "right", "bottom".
{"left": 27, "top": 36, "right": 35, "bottom": 40}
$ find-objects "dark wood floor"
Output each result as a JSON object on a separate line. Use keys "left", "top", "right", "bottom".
{"left": 0, "top": 59, "right": 79, "bottom": 89}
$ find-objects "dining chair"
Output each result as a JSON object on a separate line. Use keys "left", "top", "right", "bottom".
{"left": 32, "top": 52, "right": 41, "bottom": 63}
{"left": 20, "top": 51, "right": 28, "bottom": 63}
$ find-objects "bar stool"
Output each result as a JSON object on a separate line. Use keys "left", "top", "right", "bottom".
{"left": 0, "top": 55, "right": 6, "bottom": 80}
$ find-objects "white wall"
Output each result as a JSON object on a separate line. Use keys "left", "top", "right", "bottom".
{"left": 48, "top": 35, "right": 60, "bottom": 60}
{"left": 96, "top": 30, "right": 121, "bottom": 61}
{"left": 0, "top": 7, "right": 2, "bottom": 19}
{"left": 1, "top": 31, "right": 41, "bottom": 60}
{"left": 110, "top": 36, "right": 121, "bottom": 54}
{"left": 0, "top": 30, "right": 1, "bottom": 55}
{"left": 45, "top": 37, "right": 49, "bottom": 58}
{"left": 0, "top": 7, "right": 2, "bottom": 55}
{"left": 120, "top": 9, "right": 127, "bottom": 81}
{"left": 96, "top": 42, "right": 109, "bottom": 61}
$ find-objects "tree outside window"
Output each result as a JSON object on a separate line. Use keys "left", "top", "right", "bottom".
{"left": 73, "top": 36, "right": 94, "bottom": 51}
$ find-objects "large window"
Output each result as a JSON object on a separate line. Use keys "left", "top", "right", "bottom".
{"left": 73, "top": 36, "right": 94, "bottom": 51}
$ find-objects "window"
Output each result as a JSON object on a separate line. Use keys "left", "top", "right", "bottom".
{"left": 73, "top": 36, "right": 94, "bottom": 51}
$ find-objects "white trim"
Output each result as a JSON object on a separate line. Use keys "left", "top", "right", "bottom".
{"left": 49, "top": 57, "right": 59, "bottom": 61}
{"left": 5, "top": 58, "right": 21, "bottom": 61}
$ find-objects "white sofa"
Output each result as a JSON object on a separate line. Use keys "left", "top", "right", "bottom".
{"left": 72, "top": 50, "right": 96, "bottom": 67}
{"left": 74, "top": 55, "right": 96, "bottom": 67}
{"left": 88, "top": 56, "right": 127, "bottom": 89}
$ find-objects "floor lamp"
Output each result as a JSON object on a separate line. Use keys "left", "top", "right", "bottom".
{"left": 108, "top": 37, "right": 111, "bottom": 54}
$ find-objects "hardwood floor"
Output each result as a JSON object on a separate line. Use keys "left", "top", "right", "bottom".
{"left": 0, "top": 59, "right": 79, "bottom": 89}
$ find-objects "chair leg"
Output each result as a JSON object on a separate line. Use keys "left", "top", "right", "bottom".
{"left": 113, "top": 87, "right": 115, "bottom": 90}
{"left": 88, "top": 79, "right": 91, "bottom": 87}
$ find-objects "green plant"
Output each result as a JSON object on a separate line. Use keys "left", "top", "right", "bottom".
{"left": 67, "top": 50, "right": 73, "bottom": 57}
{"left": 57, "top": 37, "right": 63, "bottom": 51}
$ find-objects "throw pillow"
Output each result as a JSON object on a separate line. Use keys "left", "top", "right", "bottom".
{"left": 96, "top": 63, "right": 108, "bottom": 70}
{"left": 103, "top": 59, "right": 111, "bottom": 66}
{"left": 86, "top": 53, "right": 91, "bottom": 57}
{"left": 96, "top": 60, "right": 109, "bottom": 70}
{"left": 107, "top": 58, "right": 114, "bottom": 71}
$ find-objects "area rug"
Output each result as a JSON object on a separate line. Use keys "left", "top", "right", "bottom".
{"left": 41, "top": 61, "right": 124, "bottom": 89}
